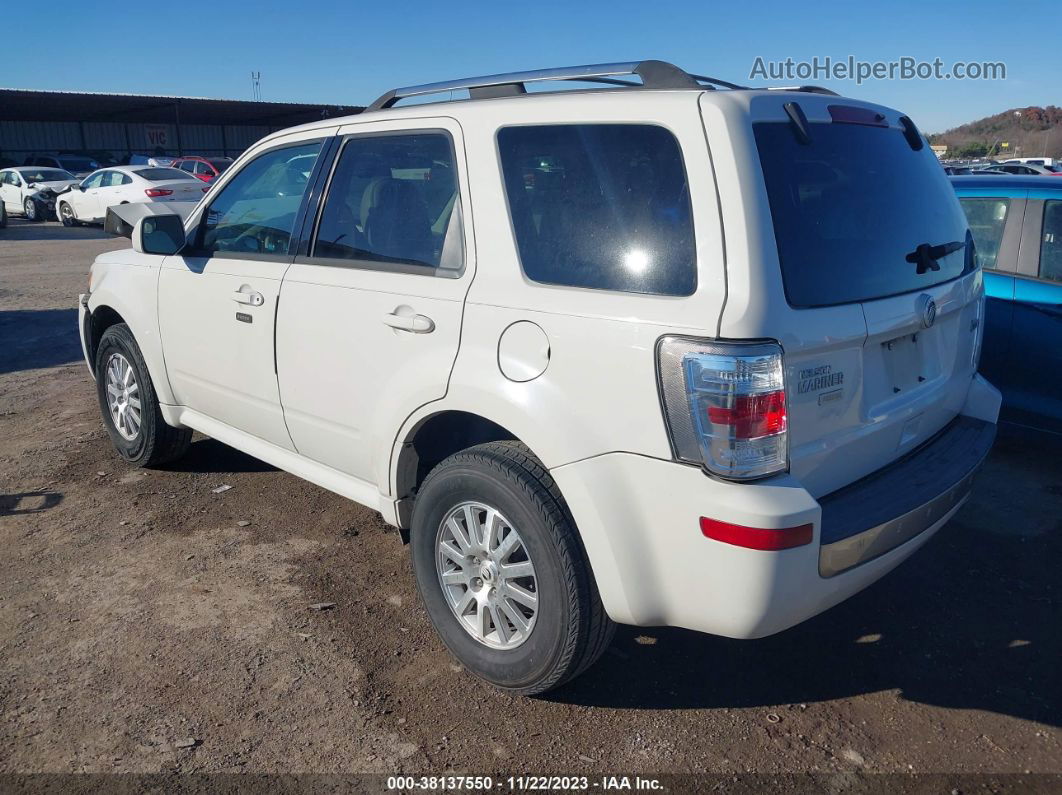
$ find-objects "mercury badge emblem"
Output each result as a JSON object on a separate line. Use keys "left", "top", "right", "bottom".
{"left": 918, "top": 294, "right": 937, "bottom": 329}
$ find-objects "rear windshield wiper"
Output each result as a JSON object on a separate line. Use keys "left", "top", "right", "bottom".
{"left": 905, "top": 240, "right": 966, "bottom": 274}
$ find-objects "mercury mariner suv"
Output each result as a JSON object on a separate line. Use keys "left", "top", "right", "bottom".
{"left": 79, "top": 61, "right": 1000, "bottom": 695}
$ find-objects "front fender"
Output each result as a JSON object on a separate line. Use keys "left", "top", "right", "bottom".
{"left": 86, "top": 250, "right": 174, "bottom": 405}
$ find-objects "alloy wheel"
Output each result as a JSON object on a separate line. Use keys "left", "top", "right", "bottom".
{"left": 435, "top": 501, "right": 539, "bottom": 650}
{"left": 104, "top": 353, "right": 141, "bottom": 440}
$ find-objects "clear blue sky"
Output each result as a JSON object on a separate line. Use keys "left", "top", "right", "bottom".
{"left": 7, "top": 0, "right": 1058, "bottom": 133}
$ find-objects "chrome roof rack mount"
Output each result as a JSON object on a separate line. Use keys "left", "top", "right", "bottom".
{"left": 367, "top": 60, "right": 782, "bottom": 111}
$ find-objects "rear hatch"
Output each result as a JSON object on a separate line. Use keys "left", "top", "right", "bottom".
{"left": 711, "top": 94, "right": 982, "bottom": 497}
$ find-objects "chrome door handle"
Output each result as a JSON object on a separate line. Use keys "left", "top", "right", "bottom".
{"left": 232, "top": 288, "right": 264, "bottom": 306}
{"left": 382, "top": 311, "right": 435, "bottom": 334}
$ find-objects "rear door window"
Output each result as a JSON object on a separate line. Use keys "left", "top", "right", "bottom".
{"left": 959, "top": 198, "right": 1010, "bottom": 270}
{"left": 497, "top": 124, "right": 695, "bottom": 296}
{"left": 1040, "top": 200, "right": 1062, "bottom": 283}
{"left": 755, "top": 120, "right": 972, "bottom": 307}
{"left": 312, "top": 132, "right": 462, "bottom": 272}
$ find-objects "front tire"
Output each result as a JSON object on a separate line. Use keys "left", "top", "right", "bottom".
{"left": 23, "top": 197, "right": 40, "bottom": 222}
{"left": 59, "top": 201, "right": 78, "bottom": 227}
{"left": 410, "top": 441, "right": 614, "bottom": 695}
{"left": 95, "top": 324, "right": 191, "bottom": 467}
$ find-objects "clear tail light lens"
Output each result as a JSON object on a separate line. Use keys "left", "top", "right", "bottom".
{"left": 657, "top": 337, "right": 788, "bottom": 480}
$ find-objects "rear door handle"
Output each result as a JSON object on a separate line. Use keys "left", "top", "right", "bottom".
{"left": 233, "top": 288, "right": 264, "bottom": 306}
{"left": 383, "top": 311, "right": 435, "bottom": 334}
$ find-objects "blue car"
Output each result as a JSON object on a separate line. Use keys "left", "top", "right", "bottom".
{"left": 951, "top": 175, "right": 1062, "bottom": 432}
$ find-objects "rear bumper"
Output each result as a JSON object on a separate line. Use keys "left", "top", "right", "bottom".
{"left": 551, "top": 375, "right": 1000, "bottom": 639}
{"left": 818, "top": 416, "right": 995, "bottom": 577}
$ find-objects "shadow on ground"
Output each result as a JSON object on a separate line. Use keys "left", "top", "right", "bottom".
{"left": 1, "top": 218, "right": 109, "bottom": 241}
{"left": 547, "top": 427, "right": 1061, "bottom": 726}
{"left": 164, "top": 437, "right": 278, "bottom": 474}
{"left": 0, "top": 309, "right": 81, "bottom": 374}
{"left": 0, "top": 491, "right": 63, "bottom": 516}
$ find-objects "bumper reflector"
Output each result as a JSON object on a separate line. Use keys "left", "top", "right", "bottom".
{"left": 700, "top": 517, "right": 813, "bottom": 551}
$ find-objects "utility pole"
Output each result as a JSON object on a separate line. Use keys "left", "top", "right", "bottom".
{"left": 251, "top": 72, "right": 262, "bottom": 102}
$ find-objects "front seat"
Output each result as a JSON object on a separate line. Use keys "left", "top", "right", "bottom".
{"left": 361, "top": 178, "right": 434, "bottom": 265}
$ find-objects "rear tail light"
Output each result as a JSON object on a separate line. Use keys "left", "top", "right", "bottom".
{"left": 658, "top": 337, "right": 788, "bottom": 480}
{"left": 144, "top": 188, "right": 173, "bottom": 197}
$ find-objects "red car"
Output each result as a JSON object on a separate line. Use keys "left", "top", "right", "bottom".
{"left": 170, "top": 156, "right": 233, "bottom": 183}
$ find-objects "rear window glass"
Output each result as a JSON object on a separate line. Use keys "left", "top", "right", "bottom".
{"left": 755, "top": 120, "right": 972, "bottom": 307}
{"left": 136, "top": 167, "right": 194, "bottom": 181}
{"left": 497, "top": 124, "right": 695, "bottom": 296}
{"left": 210, "top": 159, "right": 232, "bottom": 172}
{"left": 959, "top": 198, "right": 1010, "bottom": 270}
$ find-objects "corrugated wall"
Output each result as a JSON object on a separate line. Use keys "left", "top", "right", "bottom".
{"left": 1, "top": 120, "right": 276, "bottom": 164}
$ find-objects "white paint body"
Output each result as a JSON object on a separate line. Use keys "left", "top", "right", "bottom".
{"left": 79, "top": 86, "right": 1000, "bottom": 639}
{"left": 60, "top": 165, "right": 205, "bottom": 224}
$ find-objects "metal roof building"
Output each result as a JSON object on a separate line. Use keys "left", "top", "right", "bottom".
{"left": 0, "top": 88, "right": 361, "bottom": 166}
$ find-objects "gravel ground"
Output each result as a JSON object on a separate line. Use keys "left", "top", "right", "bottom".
{"left": 1, "top": 219, "right": 1060, "bottom": 780}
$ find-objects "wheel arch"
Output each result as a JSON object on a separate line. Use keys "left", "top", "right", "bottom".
{"left": 391, "top": 409, "right": 528, "bottom": 529}
{"left": 87, "top": 279, "right": 175, "bottom": 406}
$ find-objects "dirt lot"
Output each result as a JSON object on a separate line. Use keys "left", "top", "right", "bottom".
{"left": 1, "top": 219, "right": 1060, "bottom": 779}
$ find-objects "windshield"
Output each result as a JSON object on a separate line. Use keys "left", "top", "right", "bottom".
{"left": 22, "top": 169, "right": 74, "bottom": 183}
{"left": 135, "top": 167, "right": 196, "bottom": 181}
{"left": 755, "top": 120, "right": 972, "bottom": 307}
{"left": 59, "top": 157, "right": 98, "bottom": 171}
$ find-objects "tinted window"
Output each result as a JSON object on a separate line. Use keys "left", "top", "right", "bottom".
{"left": 755, "top": 121, "right": 972, "bottom": 307}
{"left": 60, "top": 157, "right": 97, "bottom": 171}
{"left": 136, "top": 167, "right": 194, "bottom": 181}
{"left": 194, "top": 161, "right": 214, "bottom": 175}
{"left": 497, "top": 124, "right": 695, "bottom": 296}
{"left": 959, "top": 198, "right": 1010, "bottom": 270}
{"left": 199, "top": 141, "right": 321, "bottom": 257}
{"left": 313, "top": 133, "right": 462, "bottom": 271}
{"left": 1040, "top": 200, "right": 1062, "bottom": 283}
{"left": 178, "top": 160, "right": 196, "bottom": 172}
{"left": 210, "top": 159, "right": 232, "bottom": 173}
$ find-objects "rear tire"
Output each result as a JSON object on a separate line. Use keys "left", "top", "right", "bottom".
{"left": 410, "top": 441, "right": 614, "bottom": 695}
{"left": 95, "top": 323, "right": 191, "bottom": 467}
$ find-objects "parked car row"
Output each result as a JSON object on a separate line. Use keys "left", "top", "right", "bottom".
{"left": 0, "top": 164, "right": 209, "bottom": 224}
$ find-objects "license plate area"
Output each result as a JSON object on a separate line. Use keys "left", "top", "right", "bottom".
{"left": 881, "top": 333, "right": 925, "bottom": 394}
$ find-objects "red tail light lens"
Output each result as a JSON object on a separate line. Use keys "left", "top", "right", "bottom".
{"left": 706, "top": 390, "right": 787, "bottom": 438}
{"left": 700, "top": 517, "right": 813, "bottom": 550}
{"left": 144, "top": 188, "right": 173, "bottom": 197}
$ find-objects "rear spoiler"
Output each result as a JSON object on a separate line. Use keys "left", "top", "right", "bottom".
{"left": 104, "top": 202, "right": 198, "bottom": 238}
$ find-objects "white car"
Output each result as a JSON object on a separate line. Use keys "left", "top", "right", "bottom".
{"left": 57, "top": 166, "right": 206, "bottom": 227}
{"left": 79, "top": 60, "right": 1000, "bottom": 695}
{"left": 0, "top": 166, "right": 80, "bottom": 221}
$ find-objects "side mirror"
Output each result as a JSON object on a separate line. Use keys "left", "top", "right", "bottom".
{"left": 132, "top": 214, "right": 186, "bottom": 255}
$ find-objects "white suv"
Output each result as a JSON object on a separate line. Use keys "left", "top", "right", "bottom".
{"left": 79, "top": 61, "right": 1000, "bottom": 694}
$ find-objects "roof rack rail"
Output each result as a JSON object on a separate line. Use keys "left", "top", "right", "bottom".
{"left": 365, "top": 61, "right": 837, "bottom": 111}
{"left": 762, "top": 85, "right": 840, "bottom": 96}
{"left": 369, "top": 60, "right": 720, "bottom": 111}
